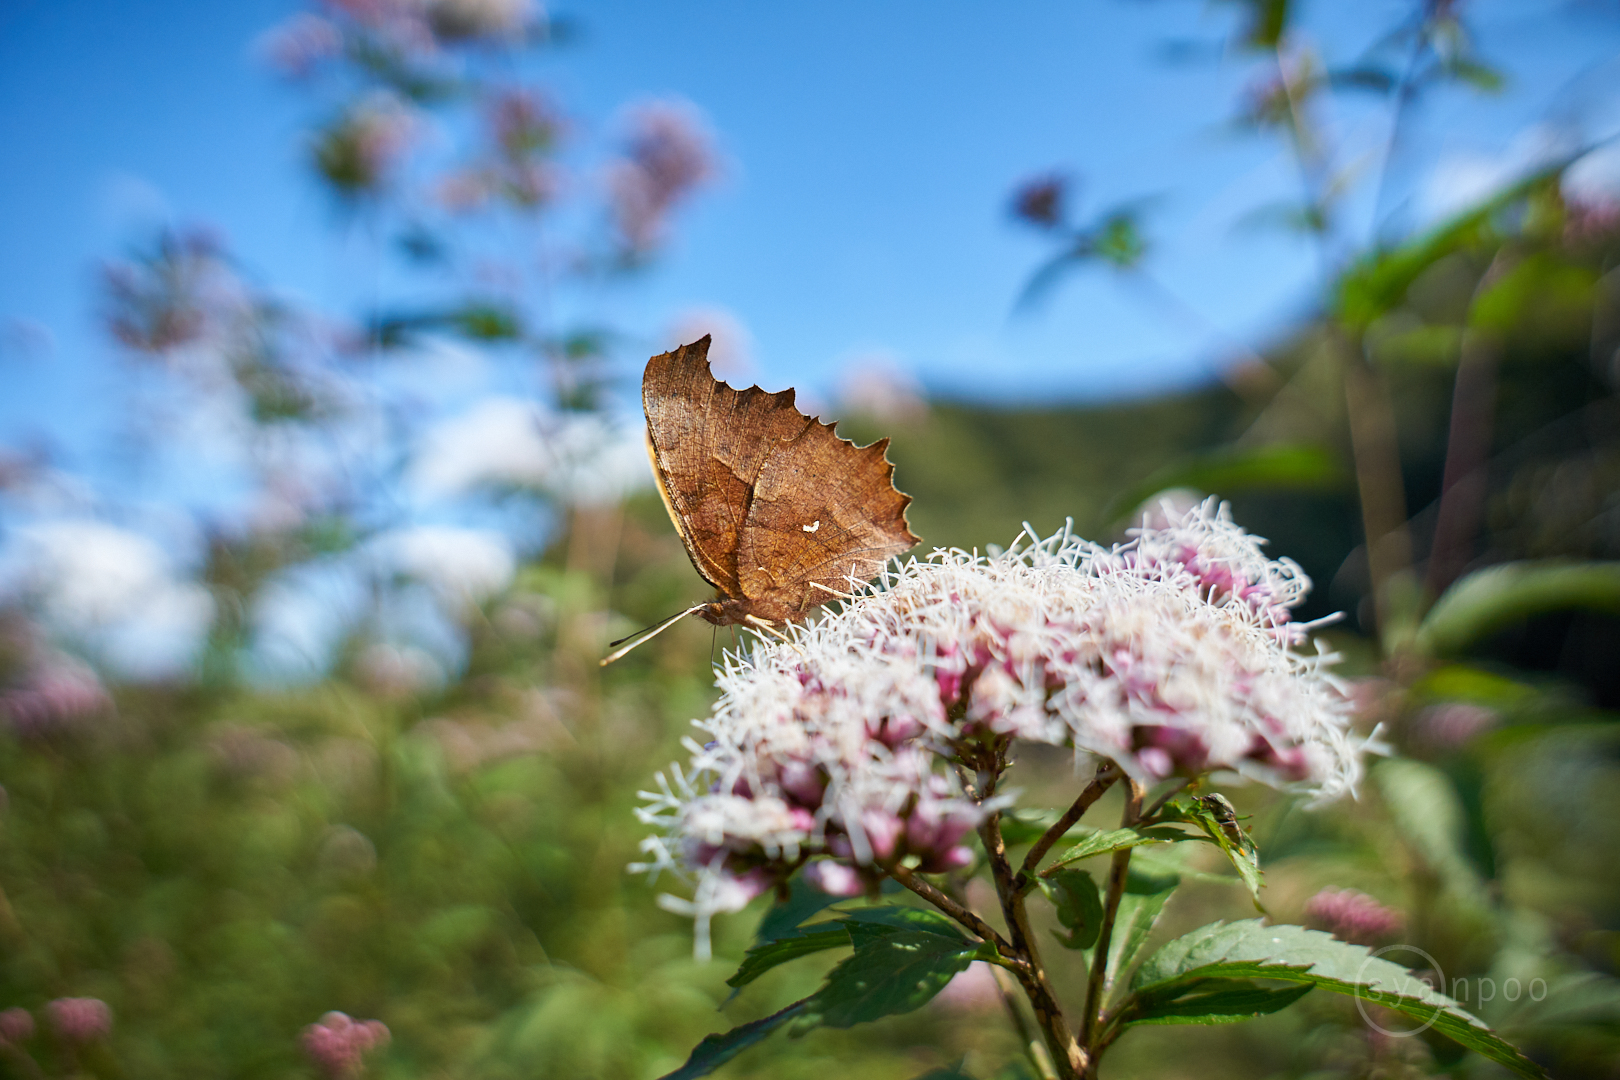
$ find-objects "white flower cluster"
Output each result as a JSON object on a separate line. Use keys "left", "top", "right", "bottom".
{"left": 636, "top": 500, "right": 1366, "bottom": 955}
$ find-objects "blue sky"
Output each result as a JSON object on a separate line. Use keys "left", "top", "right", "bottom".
{"left": 3, "top": 0, "right": 1619, "bottom": 463}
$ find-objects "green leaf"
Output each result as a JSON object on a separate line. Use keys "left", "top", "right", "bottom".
{"left": 999, "top": 808, "right": 1061, "bottom": 847}
{"left": 1044, "top": 825, "right": 1183, "bottom": 872}
{"left": 908, "top": 1060, "right": 977, "bottom": 1080}
{"left": 1373, "top": 759, "right": 1487, "bottom": 902}
{"left": 809, "top": 930, "right": 986, "bottom": 1029}
{"left": 1414, "top": 560, "right": 1620, "bottom": 658}
{"left": 1041, "top": 869, "right": 1104, "bottom": 950}
{"left": 1107, "top": 443, "right": 1344, "bottom": 525}
{"left": 657, "top": 999, "right": 813, "bottom": 1080}
{"left": 1161, "top": 796, "right": 1264, "bottom": 905}
{"left": 1132, "top": 921, "right": 1544, "bottom": 1077}
{"left": 755, "top": 873, "right": 848, "bottom": 944}
{"left": 839, "top": 905, "right": 967, "bottom": 943}
{"left": 1337, "top": 163, "right": 1570, "bottom": 330}
{"left": 1102, "top": 864, "right": 1182, "bottom": 1004}
{"left": 1123, "top": 976, "right": 1313, "bottom": 1026}
{"left": 727, "top": 928, "right": 852, "bottom": 990}
{"left": 731, "top": 901, "right": 959, "bottom": 993}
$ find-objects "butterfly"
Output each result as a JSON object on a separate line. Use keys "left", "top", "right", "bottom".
{"left": 602, "top": 335, "right": 918, "bottom": 664}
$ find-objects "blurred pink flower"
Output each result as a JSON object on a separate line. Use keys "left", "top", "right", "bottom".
{"left": 606, "top": 100, "right": 717, "bottom": 256}
{"left": 261, "top": 13, "right": 344, "bottom": 77}
{"left": 425, "top": 0, "right": 536, "bottom": 42}
{"left": 101, "top": 227, "right": 239, "bottom": 355}
{"left": 1305, "top": 887, "right": 1404, "bottom": 946}
{"left": 1564, "top": 196, "right": 1620, "bottom": 247}
{"left": 0, "top": 1007, "right": 33, "bottom": 1044}
{"left": 1, "top": 655, "right": 113, "bottom": 739}
{"left": 302, "top": 1011, "right": 390, "bottom": 1078}
{"left": 45, "top": 998, "right": 111, "bottom": 1043}
{"left": 934, "top": 962, "right": 1003, "bottom": 1012}
{"left": 1412, "top": 702, "right": 1497, "bottom": 751}
{"left": 313, "top": 95, "right": 420, "bottom": 197}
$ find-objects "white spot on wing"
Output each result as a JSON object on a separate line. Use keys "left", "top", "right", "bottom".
{"left": 803, "top": 520, "right": 821, "bottom": 533}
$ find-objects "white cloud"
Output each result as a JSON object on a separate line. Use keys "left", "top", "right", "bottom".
{"left": 1, "top": 519, "right": 215, "bottom": 678}
{"left": 408, "top": 395, "right": 651, "bottom": 506}
{"left": 1419, "top": 124, "right": 1579, "bottom": 222}
{"left": 409, "top": 396, "right": 552, "bottom": 498}
{"left": 374, "top": 524, "right": 516, "bottom": 604}
{"left": 1566, "top": 141, "right": 1620, "bottom": 202}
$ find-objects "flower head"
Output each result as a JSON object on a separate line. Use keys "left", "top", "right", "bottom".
{"left": 302, "top": 1011, "right": 390, "bottom": 1078}
{"left": 1305, "top": 887, "right": 1404, "bottom": 946}
{"left": 636, "top": 500, "right": 1369, "bottom": 954}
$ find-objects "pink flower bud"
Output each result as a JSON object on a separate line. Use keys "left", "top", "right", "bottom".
{"left": 803, "top": 860, "right": 865, "bottom": 897}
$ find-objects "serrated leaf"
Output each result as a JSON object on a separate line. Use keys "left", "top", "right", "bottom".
{"left": 1132, "top": 920, "right": 1544, "bottom": 1077}
{"left": 727, "top": 928, "right": 852, "bottom": 990}
{"left": 754, "top": 873, "right": 849, "bottom": 944}
{"left": 1041, "top": 868, "right": 1104, "bottom": 950}
{"left": 657, "top": 999, "right": 812, "bottom": 1080}
{"left": 1414, "top": 560, "right": 1620, "bottom": 658}
{"left": 809, "top": 930, "right": 985, "bottom": 1029}
{"left": 1162, "top": 797, "right": 1263, "bottom": 905}
{"left": 1044, "top": 825, "right": 1183, "bottom": 872}
{"left": 839, "top": 905, "right": 967, "bottom": 944}
{"left": 1123, "top": 976, "right": 1313, "bottom": 1026}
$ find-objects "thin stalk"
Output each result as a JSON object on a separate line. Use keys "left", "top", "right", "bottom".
{"left": 889, "top": 864, "right": 1019, "bottom": 967}
{"left": 1339, "top": 331, "right": 1416, "bottom": 643}
{"left": 990, "top": 963, "right": 1062, "bottom": 1080}
{"left": 1016, "top": 767, "right": 1119, "bottom": 889}
{"left": 975, "top": 744, "right": 1088, "bottom": 1079}
{"left": 1080, "top": 780, "right": 1146, "bottom": 1053}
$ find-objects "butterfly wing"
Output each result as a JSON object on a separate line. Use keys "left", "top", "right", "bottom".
{"left": 642, "top": 336, "right": 815, "bottom": 600}
{"left": 737, "top": 421, "right": 917, "bottom": 621}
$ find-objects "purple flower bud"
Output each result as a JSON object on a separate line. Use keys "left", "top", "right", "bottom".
{"left": 46, "top": 998, "right": 111, "bottom": 1043}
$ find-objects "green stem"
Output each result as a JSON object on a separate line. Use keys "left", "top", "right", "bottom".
{"left": 1080, "top": 779, "right": 1145, "bottom": 1059}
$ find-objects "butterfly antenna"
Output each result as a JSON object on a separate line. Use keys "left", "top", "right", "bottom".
{"left": 600, "top": 604, "right": 706, "bottom": 666}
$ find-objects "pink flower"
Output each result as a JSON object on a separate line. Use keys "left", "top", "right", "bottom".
{"left": 46, "top": 998, "right": 111, "bottom": 1043}
{"left": 302, "top": 1012, "right": 390, "bottom": 1079}
{"left": 606, "top": 101, "right": 717, "bottom": 256}
{"left": 1305, "top": 888, "right": 1404, "bottom": 946}
{"left": 0, "top": 1007, "right": 34, "bottom": 1044}
{"left": 1, "top": 656, "right": 112, "bottom": 738}
{"left": 260, "top": 14, "right": 344, "bottom": 78}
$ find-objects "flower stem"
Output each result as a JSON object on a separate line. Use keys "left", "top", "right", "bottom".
{"left": 1015, "top": 766, "right": 1119, "bottom": 890}
{"left": 888, "top": 863, "right": 1020, "bottom": 967}
{"left": 973, "top": 742, "right": 1088, "bottom": 1079}
{"left": 1080, "top": 779, "right": 1146, "bottom": 1055}
{"left": 989, "top": 963, "right": 1061, "bottom": 1080}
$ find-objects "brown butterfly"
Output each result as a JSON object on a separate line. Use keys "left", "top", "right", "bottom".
{"left": 602, "top": 335, "right": 918, "bottom": 664}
